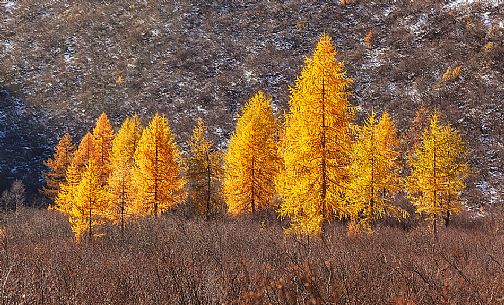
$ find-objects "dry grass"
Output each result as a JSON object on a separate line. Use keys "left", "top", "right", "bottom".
{"left": 0, "top": 208, "right": 503, "bottom": 304}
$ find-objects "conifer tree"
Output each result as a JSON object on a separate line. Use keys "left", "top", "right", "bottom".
{"left": 276, "top": 34, "right": 354, "bottom": 235}
{"left": 132, "top": 114, "right": 186, "bottom": 217}
{"left": 68, "top": 160, "right": 109, "bottom": 241}
{"left": 72, "top": 132, "right": 98, "bottom": 174}
{"left": 108, "top": 116, "right": 142, "bottom": 232}
{"left": 55, "top": 163, "right": 80, "bottom": 214}
{"left": 223, "top": 91, "right": 279, "bottom": 215}
{"left": 92, "top": 112, "right": 115, "bottom": 182}
{"left": 346, "top": 112, "right": 407, "bottom": 232}
{"left": 406, "top": 113, "right": 469, "bottom": 235}
{"left": 42, "top": 133, "right": 75, "bottom": 202}
{"left": 54, "top": 132, "right": 96, "bottom": 214}
{"left": 186, "top": 118, "right": 223, "bottom": 219}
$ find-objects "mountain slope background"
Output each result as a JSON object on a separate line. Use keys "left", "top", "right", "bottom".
{"left": 0, "top": 0, "right": 503, "bottom": 206}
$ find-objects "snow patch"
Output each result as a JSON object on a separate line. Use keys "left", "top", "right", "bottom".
{"left": 445, "top": 0, "right": 503, "bottom": 10}
{"left": 481, "top": 12, "right": 492, "bottom": 27}
{"left": 196, "top": 105, "right": 207, "bottom": 115}
{"left": 243, "top": 70, "right": 255, "bottom": 82}
{"left": 2, "top": 39, "right": 13, "bottom": 52}
{"left": 383, "top": 6, "right": 394, "bottom": 17}
{"left": 476, "top": 180, "right": 500, "bottom": 205}
{"left": 410, "top": 14, "right": 428, "bottom": 36}
{"left": 363, "top": 47, "right": 389, "bottom": 69}
{"left": 4, "top": 0, "right": 15, "bottom": 13}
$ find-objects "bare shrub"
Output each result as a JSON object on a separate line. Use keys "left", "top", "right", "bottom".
{"left": 0, "top": 208, "right": 502, "bottom": 304}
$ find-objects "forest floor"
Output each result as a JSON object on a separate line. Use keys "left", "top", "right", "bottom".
{"left": 0, "top": 208, "right": 503, "bottom": 304}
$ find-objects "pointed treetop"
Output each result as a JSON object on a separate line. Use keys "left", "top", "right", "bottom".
{"left": 189, "top": 117, "right": 212, "bottom": 157}
{"left": 93, "top": 112, "right": 112, "bottom": 131}
{"left": 72, "top": 132, "right": 97, "bottom": 169}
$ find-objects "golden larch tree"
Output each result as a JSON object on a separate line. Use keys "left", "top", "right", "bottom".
{"left": 400, "top": 106, "right": 433, "bottom": 170}
{"left": 68, "top": 159, "right": 109, "bottom": 241}
{"left": 406, "top": 113, "right": 469, "bottom": 235}
{"left": 223, "top": 91, "right": 279, "bottom": 215}
{"left": 186, "top": 118, "right": 223, "bottom": 219}
{"left": 346, "top": 112, "right": 407, "bottom": 233}
{"left": 72, "top": 132, "right": 98, "bottom": 173}
{"left": 132, "top": 113, "right": 186, "bottom": 217}
{"left": 42, "top": 133, "right": 75, "bottom": 202}
{"left": 54, "top": 132, "right": 97, "bottom": 213}
{"left": 276, "top": 34, "right": 354, "bottom": 235}
{"left": 108, "top": 116, "right": 143, "bottom": 232}
{"left": 54, "top": 163, "right": 80, "bottom": 214}
{"left": 92, "top": 112, "right": 115, "bottom": 182}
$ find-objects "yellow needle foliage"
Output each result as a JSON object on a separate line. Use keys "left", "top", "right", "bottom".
{"left": 68, "top": 159, "right": 109, "bottom": 241}
{"left": 55, "top": 132, "right": 97, "bottom": 214}
{"left": 276, "top": 34, "right": 354, "bottom": 235}
{"left": 132, "top": 113, "right": 186, "bottom": 217}
{"left": 406, "top": 113, "right": 469, "bottom": 234}
{"left": 93, "top": 112, "right": 115, "bottom": 182}
{"left": 72, "top": 132, "right": 98, "bottom": 174}
{"left": 108, "top": 116, "right": 143, "bottom": 230}
{"left": 223, "top": 91, "right": 279, "bottom": 215}
{"left": 54, "top": 163, "right": 81, "bottom": 214}
{"left": 347, "top": 112, "right": 407, "bottom": 233}
{"left": 186, "top": 118, "right": 223, "bottom": 219}
{"left": 42, "top": 133, "right": 75, "bottom": 202}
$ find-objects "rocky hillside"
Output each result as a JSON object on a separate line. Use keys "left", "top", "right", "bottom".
{"left": 0, "top": 0, "right": 503, "bottom": 205}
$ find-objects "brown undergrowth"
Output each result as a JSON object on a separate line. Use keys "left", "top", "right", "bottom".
{"left": 0, "top": 208, "right": 503, "bottom": 304}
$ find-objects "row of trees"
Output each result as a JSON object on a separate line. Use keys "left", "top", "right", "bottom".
{"left": 43, "top": 34, "right": 469, "bottom": 240}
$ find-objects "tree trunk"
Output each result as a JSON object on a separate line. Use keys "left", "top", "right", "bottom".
{"left": 444, "top": 210, "right": 450, "bottom": 227}
{"left": 89, "top": 207, "right": 93, "bottom": 242}
{"left": 121, "top": 178, "right": 125, "bottom": 236}
{"left": 251, "top": 157, "right": 256, "bottom": 214}
{"left": 321, "top": 77, "right": 327, "bottom": 218}
{"left": 433, "top": 217, "right": 437, "bottom": 238}
{"left": 205, "top": 151, "right": 211, "bottom": 220}
{"left": 154, "top": 129, "right": 159, "bottom": 217}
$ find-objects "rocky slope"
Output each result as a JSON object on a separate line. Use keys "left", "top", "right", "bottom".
{"left": 0, "top": 0, "right": 503, "bottom": 205}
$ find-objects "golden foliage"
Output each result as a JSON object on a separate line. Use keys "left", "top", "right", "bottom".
{"left": 42, "top": 133, "right": 75, "bottom": 201}
{"left": 363, "top": 31, "right": 373, "bottom": 48}
{"left": 347, "top": 112, "right": 408, "bottom": 232}
{"left": 186, "top": 118, "right": 223, "bottom": 219}
{"left": 54, "top": 163, "right": 80, "bottom": 215}
{"left": 132, "top": 113, "right": 186, "bottom": 217}
{"left": 441, "top": 65, "right": 462, "bottom": 82}
{"left": 68, "top": 160, "right": 109, "bottom": 241}
{"left": 223, "top": 91, "right": 279, "bottom": 215}
{"left": 277, "top": 34, "right": 354, "bottom": 235}
{"left": 406, "top": 113, "right": 469, "bottom": 233}
{"left": 71, "top": 132, "right": 97, "bottom": 174}
{"left": 482, "top": 41, "right": 494, "bottom": 52}
{"left": 108, "top": 116, "right": 143, "bottom": 229}
{"left": 115, "top": 75, "right": 124, "bottom": 85}
{"left": 92, "top": 112, "right": 115, "bottom": 182}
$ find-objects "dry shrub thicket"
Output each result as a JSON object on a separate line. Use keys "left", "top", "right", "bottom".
{"left": 0, "top": 208, "right": 503, "bottom": 304}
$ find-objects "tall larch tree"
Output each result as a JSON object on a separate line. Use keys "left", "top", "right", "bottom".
{"left": 55, "top": 163, "right": 80, "bottom": 214}
{"left": 54, "top": 132, "right": 97, "bottom": 213}
{"left": 346, "top": 112, "right": 407, "bottom": 233}
{"left": 92, "top": 112, "right": 115, "bottom": 183}
{"left": 223, "top": 91, "right": 279, "bottom": 215}
{"left": 108, "top": 116, "right": 143, "bottom": 233}
{"left": 406, "top": 113, "right": 469, "bottom": 235}
{"left": 69, "top": 160, "right": 109, "bottom": 241}
{"left": 186, "top": 118, "right": 223, "bottom": 219}
{"left": 42, "top": 133, "right": 75, "bottom": 203}
{"left": 276, "top": 34, "right": 354, "bottom": 235}
{"left": 132, "top": 114, "right": 186, "bottom": 217}
{"left": 72, "top": 132, "right": 98, "bottom": 174}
